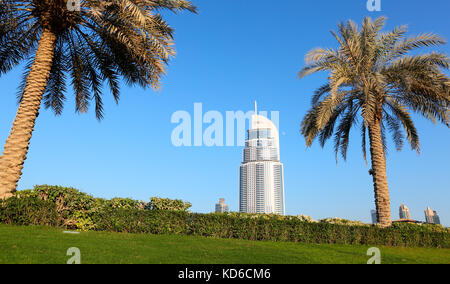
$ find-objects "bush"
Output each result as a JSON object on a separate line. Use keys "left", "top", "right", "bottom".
{"left": 30, "top": 185, "right": 100, "bottom": 230}
{"left": 1, "top": 186, "right": 449, "bottom": 248}
{"left": 3, "top": 185, "right": 191, "bottom": 231}
{"left": 93, "top": 209, "right": 189, "bottom": 235}
{"left": 91, "top": 209, "right": 450, "bottom": 248}
{"left": 319, "top": 217, "right": 368, "bottom": 226}
{"left": 149, "top": 197, "right": 192, "bottom": 212}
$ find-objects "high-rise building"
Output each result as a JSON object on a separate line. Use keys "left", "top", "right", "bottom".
{"left": 399, "top": 204, "right": 411, "bottom": 220}
{"left": 371, "top": 210, "right": 378, "bottom": 224}
{"left": 425, "top": 206, "right": 441, "bottom": 225}
{"left": 215, "top": 198, "right": 229, "bottom": 213}
{"left": 239, "top": 102, "right": 285, "bottom": 215}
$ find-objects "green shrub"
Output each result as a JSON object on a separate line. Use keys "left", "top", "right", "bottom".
{"left": 31, "top": 185, "right": 99, "bottom": 230}
{"left": 91, "top": 209, "right": 450, "bottom": 248}
{"left": 2, "top": 186, "right": 449, "bottom": 248}
{"left": 4, "top": 186, "right": 191, "bottom": 231}
{"left": 319, "top": 217, "right": 368, "bottom": 226}
{"left": 149, "top": 197, "right": 192, "bottom": 212}
{"left": 0, "top": 196, "right": 58, "bottom": 226}
{"left": 103, "top": 197, "right": 146, "bottom": 210}
{"left": 93, "top": 209, "right": 189, "bottom": 234}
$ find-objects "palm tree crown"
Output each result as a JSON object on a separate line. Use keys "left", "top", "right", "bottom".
{"left": 1, "top": 0, "right": 196, "bottom": 119}
{"left": 299, "top": 17, "right": 449, "bottom": 227}
{"left": 0, "top": 0, "right": 196, "bottom": 197}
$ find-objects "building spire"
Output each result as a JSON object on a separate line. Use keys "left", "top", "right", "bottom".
{"left": 255, "top": 101, "right": 258, "bottom": 115}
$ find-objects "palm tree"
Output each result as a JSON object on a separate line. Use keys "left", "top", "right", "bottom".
{"left": 299, "top": 17, "right": 449, "bottom": 227}
{"left": 0, "top": 0, "right": 197, "bottom": 198}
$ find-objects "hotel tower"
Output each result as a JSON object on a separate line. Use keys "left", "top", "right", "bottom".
{"left": 239, "top": 103, "right": 285, "bottom": 215}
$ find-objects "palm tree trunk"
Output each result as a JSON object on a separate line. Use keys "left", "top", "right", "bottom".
{"left": 0, "top": 28, "right": 57, "bottom": 199}
{"left": 368, "top": 120, "right": 392, "bottom": 227}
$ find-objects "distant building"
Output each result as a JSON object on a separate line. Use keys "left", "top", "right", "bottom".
{"left": 393, "top": 204, "right": 420, "bottom": 224}
{"left": 425, "top": 207, "right": 441, "bottom": 225}
{"left": 371, "top": 210, "right": 378, "bottom": 224}
{"left": 215, "top": 198, "right": 229, "bottom": 213}
{"left": 399, "top": 204, "right": 411, "bottom": 220}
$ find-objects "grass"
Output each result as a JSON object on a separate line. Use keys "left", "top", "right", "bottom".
{"left": 0, "top": 224, "right": 449, "bottom": 264}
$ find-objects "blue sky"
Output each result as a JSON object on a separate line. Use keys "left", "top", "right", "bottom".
{"left": 0, "top": 0, "right": 449, "bottom": 226}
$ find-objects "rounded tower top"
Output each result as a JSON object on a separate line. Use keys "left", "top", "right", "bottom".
{"left": 251, "top": 102, "right": 280, "bottom": 157}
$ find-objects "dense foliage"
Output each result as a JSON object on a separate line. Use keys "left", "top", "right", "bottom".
{"left": 1, "top": 186, "right": 449, "bottom": 248}
{"left": 93, "top": 210, "right": 450, "bottom": 248}
{"left": 3, "top": 185, "right": 191, "bottom": 230}
{"left": 149, "top": 197, "right": 192, "bottom": 212}
{"left": 0, "top": 196, "right": 58, "bottom": 226}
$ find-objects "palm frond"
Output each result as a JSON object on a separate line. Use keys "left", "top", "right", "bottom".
{"left": 386, "top": 99, "right": 420, "bottom": 153}
{"left": 334, "top": 104, "right": 358, "bottom": 161}
{"left": 43, "top": 38, "right": 67, "bottom": 116}
{"left": 361, "top": 123, "right": 368, "bottom": 165}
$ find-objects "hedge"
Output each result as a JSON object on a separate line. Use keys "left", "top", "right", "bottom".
{"left": 92, "top": 209, "right": 450, "bottom": 248}
{"left": 1, "top": 185, "right": 449, "bottom": 248}
{"left": 5, "top": 185, "right": 191, "bottom": 230}
{"left": 0, "top": 196, "right": 58, "bottom": 226}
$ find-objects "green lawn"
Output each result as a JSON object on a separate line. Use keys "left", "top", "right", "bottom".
{"left": 0, "top": 224, "right": 449, "bottom": 264}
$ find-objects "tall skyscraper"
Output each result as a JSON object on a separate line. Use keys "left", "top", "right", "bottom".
{"left": 425, "top": 206, "right": 441, "bottom": 225}
{"left": 239, "top": 102, "right": 285, "bottom": 215}
{"left": 399, "top": 204, "right": 411, "bottom": 220}
{"left": 371, "top": 210, "right": 378, "bottom": 224}
{"left": 215, "top": 198, "right": 229, "bottom": 213}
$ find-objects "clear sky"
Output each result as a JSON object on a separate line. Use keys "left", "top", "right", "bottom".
{"left": 0, "top": 0, "right": 449, "bottom": 226}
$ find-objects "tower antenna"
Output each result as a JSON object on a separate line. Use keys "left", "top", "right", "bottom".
{"left": 255, "top": 101, "right": 257, "bottom": 115}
